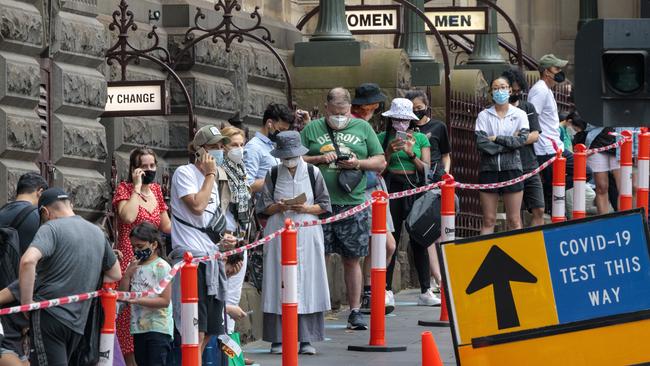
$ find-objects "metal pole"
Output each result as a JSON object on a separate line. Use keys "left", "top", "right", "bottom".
{"left": 311, "top": 0, "right": 354, "bottom": 41}
{"left": 467, "top": 0, "right": 506, "bottom": 64}
{"left": 401, "top": 0, "right": 434, "bottom": 61}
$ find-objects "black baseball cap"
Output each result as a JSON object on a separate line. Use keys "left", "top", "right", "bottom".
{"left": 38, "top": 188, "right": 70, "bottom": 209}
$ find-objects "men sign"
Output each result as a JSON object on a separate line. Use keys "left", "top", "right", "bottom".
{"left": 439, "top": 210, "right": 650, "bottom": 365}
{"left": 344, "top": 6, "right": 400, "bottom": 34}
{"left": 103, "top": 80, "right": 166, "bottom": 117}
{"left": 425, "top": 7, "right": 488, "bottom": 34}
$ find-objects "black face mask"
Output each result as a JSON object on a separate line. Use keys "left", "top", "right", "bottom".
{"left": 268, "top": 128, "right": 280, "bottom": 142}
{"left": 142, "top": 170, "right": 156, "bottom": 185}
{"left": 509, "top": 94, "right": 520, "bottom": 103}
{"left": 553, "top": 71, "right": 566, "bottom": 83}
{"left": 134, "top": 247, "right": 152, "bottom": 262}
{"left": 414, "top": 110, "right": 427, "bottom": 120}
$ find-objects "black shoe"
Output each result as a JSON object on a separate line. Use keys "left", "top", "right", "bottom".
{"left": 360, "top": 291, "right": 371, "bottom": 314}
{"left": 347, "top": 309, "right": 368, "bottom": 330}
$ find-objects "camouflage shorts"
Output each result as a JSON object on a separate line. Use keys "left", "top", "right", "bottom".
{"left": 323, "top": 205, "right": 370, "bottom": 258}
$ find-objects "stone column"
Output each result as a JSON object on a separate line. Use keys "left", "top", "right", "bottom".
{"left": 467, "top": 0, "right": 505, "bottom": 65}
{"left": 311, "top": 0, "right": 353, "bottom": 41}
{"left": 401, "top": 0, "right": 434, "bottom": 62}
{"left": 578, "top": 0, "right": 598, "bottom": 30}
{"left": 294, "top": 0, "right": 360, "bottom": 66}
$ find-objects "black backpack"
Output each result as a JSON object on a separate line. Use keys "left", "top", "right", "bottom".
{"left": 405, "top": 189, "right": 459, "bottom": 247}
{"left": 0, "top": 204, "right": 36, "bottom": 289}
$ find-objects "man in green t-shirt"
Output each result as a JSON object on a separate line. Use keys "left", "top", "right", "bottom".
{"left": 301, "top": 87, "right": 385, "bottom": 330}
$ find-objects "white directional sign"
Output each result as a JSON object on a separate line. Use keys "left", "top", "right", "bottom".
{"left": 344, "top": 6, "right": 401, "bottom": 34}
{"left": 103, "top": 81, "right": 166, "bottom": 117}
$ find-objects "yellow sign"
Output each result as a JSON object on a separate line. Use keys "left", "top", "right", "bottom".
{"left": 443, "top": 231, "right": 558, "bottom": 345}
{"left": 439, "top": 211, "right": 650, "bottom": 366}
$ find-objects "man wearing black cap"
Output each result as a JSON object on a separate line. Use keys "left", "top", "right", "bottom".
{"left": 18, "top": 188, "right": 121, "bottom": 365}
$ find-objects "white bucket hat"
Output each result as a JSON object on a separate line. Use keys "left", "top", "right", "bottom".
{"left": 381, "top": 98, "right": 418, "bottom": 120}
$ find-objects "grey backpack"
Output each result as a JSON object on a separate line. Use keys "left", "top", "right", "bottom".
{"left": 406, "top": 189, "right": 459, "bottom": 247}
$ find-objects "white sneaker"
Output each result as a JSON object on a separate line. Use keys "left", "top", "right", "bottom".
{"left": 385, "top": 290, "right": 395, "bottom": 314}
{"left": 418, "top": 289, "right": 441, "bottom": 306}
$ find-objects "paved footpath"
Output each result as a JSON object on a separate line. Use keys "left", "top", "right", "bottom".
{"left": 242, "top": 289, "right": 457, "bottom": 366}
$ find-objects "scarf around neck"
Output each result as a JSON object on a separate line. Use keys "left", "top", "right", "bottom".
{"left": 222, "top": 157, "right": 251, "bottom": 225}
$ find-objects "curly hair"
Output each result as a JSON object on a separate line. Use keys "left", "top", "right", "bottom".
{"left": 501, "top": 67, "right": 529, "bottom": 91}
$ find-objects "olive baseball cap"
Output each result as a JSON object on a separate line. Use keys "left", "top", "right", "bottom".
{"left": 539, "top": 54, "right": 569, "bottom": 69}
{"left": 191, "top": 125, "right": 226, "bottom": 150}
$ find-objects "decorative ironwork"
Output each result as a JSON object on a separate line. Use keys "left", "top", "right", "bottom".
{"left": 183, "top": 0, "right": 273, "bottom": 52}
{"left": 105, "top": 0, "right": 173, "bottom": 81}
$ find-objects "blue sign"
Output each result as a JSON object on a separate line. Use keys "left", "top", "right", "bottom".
{"left": 543, "top": 212, "right": 650, "bottom": 324}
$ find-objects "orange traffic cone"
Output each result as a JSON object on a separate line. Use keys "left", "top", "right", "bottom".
{"left": 439, "top": 285, "right": 449, "bottom": 322}
{"left": 421, "top": 331, "right": 443, "bottom": 366}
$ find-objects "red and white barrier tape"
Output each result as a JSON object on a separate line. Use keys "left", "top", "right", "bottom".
{"left": 0, "top": 137, "right": 627, "bottom": 314}
{"left": 455, "top": 155, "right": 557, "bottom": 190}
{"left": 0, "top": 291, "right": 100, "bottom": 316}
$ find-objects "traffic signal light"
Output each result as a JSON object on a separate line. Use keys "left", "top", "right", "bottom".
{"left": 574, "top": 19, "right": 650, "bottom": 127}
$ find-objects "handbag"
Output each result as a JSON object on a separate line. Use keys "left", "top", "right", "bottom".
{"left": 326, "top": 125, "right": 364, "bottom": 193}
{"left": 173, "top": 207, "right": 227, "bottom": 244}
{"left": 69, "top": 272, "right": 104, "bottom": 365}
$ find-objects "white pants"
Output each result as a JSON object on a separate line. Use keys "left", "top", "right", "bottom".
{"left": 225, "top": 251, "right": 248, "bottom": 334}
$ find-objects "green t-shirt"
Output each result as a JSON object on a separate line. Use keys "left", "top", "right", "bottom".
{"left": 377, "top": 131, "right": 431, "bottom": 171}
{"left": 130, "top": 257, "right": 174, "bottom": 337}
{"left": 301, "top": 118, "right": 384, "bottom": 205}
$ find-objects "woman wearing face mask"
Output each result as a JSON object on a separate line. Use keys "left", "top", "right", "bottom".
{"left": 213, "top": 127, "right": 254, "bottom": 336}
{"left": 119, "top": 222, "right": 173, "bottom": 366}
{"left": 378, "top": 98, "right": 437, "bottom": 306}
{"left": 257, "top": 131, "right": 331, "bottom": 355}
{"left": 113, "top": 147, "right": 171, "bottom": 365}
{"left": 475, "top": 77, "right": 530, "bottom": 234}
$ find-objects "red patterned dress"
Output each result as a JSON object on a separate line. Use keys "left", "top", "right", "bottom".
{"left": 112, "top": 182, "right": 168, "bottom": 355}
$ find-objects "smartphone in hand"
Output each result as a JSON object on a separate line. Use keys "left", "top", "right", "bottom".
{"left": 195, "top": 147, "right": 208, "bottom": 160}
{"left": 396, "top": 131, "right": 408, "bottom": 140}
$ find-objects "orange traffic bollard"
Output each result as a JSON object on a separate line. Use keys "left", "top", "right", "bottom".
{"left": 573, "top": 144, "right": 588, "bottom": 219}
{"left": 419, "top": 175, "right": 453, "bottom": 328}
{"left": 98, "top": 283, "right": 117, "bottom": 365}
{"left": 421, "top": 331, "right": 443, "bottom": 366}
{"left": 552, "top": 150, "right": 567, "bottom": 222}
{"left": 282, "top": 219, "right": 298, "bottom": 366}
{"left": 181, "top": 252, "right": 199, "bottom": 366}
{"left": 638, "top": 128, "right": 650, "bottom": 216}
{"left": 620, "top": 130, "right": 634, "bottom": 211}
{"left": 348, "top": 192, "right": 407, "bottom": 352}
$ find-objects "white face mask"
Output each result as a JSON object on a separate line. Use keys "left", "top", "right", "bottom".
{"left": 327, "top": 115, "right": 350, "bottom": 130}
{"left": 227, "top": 147, "right": 244, "bottom": 164}
{"left": 282, "top": 157, "right": 301, "bottom": 168}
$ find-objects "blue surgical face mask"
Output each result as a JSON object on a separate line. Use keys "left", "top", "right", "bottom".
{"left": 209, "top": 149, "right": 224, "bottom": 165}
{"left": 492, "top": 89, "right": 510, "bottom": 105}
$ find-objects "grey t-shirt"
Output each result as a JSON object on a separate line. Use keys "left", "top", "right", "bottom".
{"left": 31, "top": 216, "right": 116, "bottom": 334}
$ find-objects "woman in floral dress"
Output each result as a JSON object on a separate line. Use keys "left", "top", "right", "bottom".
{"left": 113, "top": 147, "right": 172, "bottom": 365}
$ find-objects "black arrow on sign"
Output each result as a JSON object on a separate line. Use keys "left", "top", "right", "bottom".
{"left": 466, "top": 245, "right": 537, "bottom": 330}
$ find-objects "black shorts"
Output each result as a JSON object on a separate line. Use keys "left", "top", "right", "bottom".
{"left": 0, "top": 312, "right": 29, "bottom": 360}
{"left": 197, "top": 262, "right": 225, "bottom": 336}
{"left": 522, "top": 173, "right": 545, "bottom": 210}
{"left": 479, "top": 170, "right": 524, "bottom": 194}
{"left": 323, "top": 205, "right": 370, "bottom": 258}
{"left": 29, "top": 310, "right": 83, "bottom": 366}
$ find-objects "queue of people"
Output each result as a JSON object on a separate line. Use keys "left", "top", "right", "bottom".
{"left": 0, "top": 60, "right": 636, "bottom": 365}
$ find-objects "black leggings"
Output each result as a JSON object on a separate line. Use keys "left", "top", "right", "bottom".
{"left": 385, "top": 173, "right": 431, "bottom": 294}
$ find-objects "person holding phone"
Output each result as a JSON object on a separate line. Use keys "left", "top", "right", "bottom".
{"left": 212, "top": 126, "right": 253, "bottom": 336}
{"left": 113, "top": 147, "right": 171, "bottom": 365}
{"left": 169, "top": 125, "right": 243, "bottom": 366}
{"left": 377, "top": 98, "right": 438, "bottom": 306}
{"left": 257, "top": 131, "right": 331, "bottom": 355}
